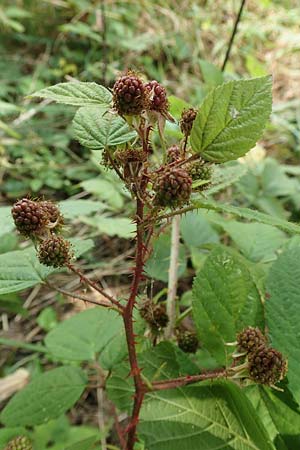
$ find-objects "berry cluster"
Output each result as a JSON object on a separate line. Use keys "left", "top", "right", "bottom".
{"left": 153, "top": 167, "right": 192, "bottom": 209}
{"left": 5, "top": 436, "right": 32, "bottom": 450}
{"left": 234, "top": 327, "right": 287, "bottom": 386}
{"left": 11, "top": 198, "right": 72, "bottom": 269}
{"left": 177, "top": 330, "right": 199, "bottom": 354}
{"left": 139, "top": 300, "right": 169, "bottom": 332}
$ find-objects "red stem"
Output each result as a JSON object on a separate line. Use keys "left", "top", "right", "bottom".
{"left": 123, "top": 197, "right": 146, "bottom": 450}
{"left": 149, "top": 368, "right": 228, "bottom": 391}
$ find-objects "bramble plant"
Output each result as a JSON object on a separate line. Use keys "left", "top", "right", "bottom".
{"left": 2, "top": 71, "right": 300, "bottom": 450}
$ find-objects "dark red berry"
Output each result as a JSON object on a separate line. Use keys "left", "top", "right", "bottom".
{"left": 113, "top": 72, "right": 146, "bottom": 115}
{"left": 11, "top": 198, "right": 47, "bottom": 237}
{"left": 144, "top": 80, "right": 168, "bottom": 112}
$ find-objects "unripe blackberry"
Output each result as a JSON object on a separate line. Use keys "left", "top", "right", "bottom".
{"left": 113, "top": 72, "right": 145, "bottom": 115}
{"left": 38, "top": 236, "right": 72, "bottom": 268}
{"left": 180, "top": 108, "right": 197, "bottom": 136}
{"left": 153, "top": 167, "right": 192, "bottom": 209}
{"left": 166, "top": 145, "right": 181, "bottom": 163}
{"left": 140, "top": 300, "right": 169, "bottom": 330}
{"left": 248, "top": 345, "right": 287, "bottom": 386}
{"left": 187, "top": 160, "right": 213, "bottom": 191}
{"left": 11, "top": 198, "right": 47, "bottom": 237}
{"left": 144, "top": 80, "right": 168, "bottom": 112}
{"left": 177, "top": 331, "right": 199, "bottom": 354}
{"left": 41, "top": 200, "right": 63, "bottom": 228}
{"left": 5, "top": 436, "right": 32, "bottom": 450}
{"left": 237, "top": 327, "right": 267, "bottom": 354}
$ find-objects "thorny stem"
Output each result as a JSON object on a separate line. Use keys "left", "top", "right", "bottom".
{"left": 66, "top": 263, "right": 124, "bottom": 313}
{"left": 165, "top": 215, "right": 180, "bottom": 338}
{"left": 123, "top": 197, "right": 146, "bottom": 450}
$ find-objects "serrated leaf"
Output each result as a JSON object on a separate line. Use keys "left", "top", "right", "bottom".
{"left": 190, "top": 76, "right": 272, "bottom": 162}
{"left": 0, "top": 238, "right": 93, "bottom": 295}
{"left": 73, "top": 106, "right": 136, "bottom": 150}
{"left": 193, "top": 198, "right": 300, "bottom": 235}
{"left": 266, "top": 247, "right": 300, "bottom": 403}
{"left": 205, "top": 162, "right": 248, "bottom": 195}
{"left": 247, "top": 385, "right": 300, "bottom": 449}
{"left": 192, "top": 246, "right": 264, "bottom": 365}
{"left": 139, "top": 382, "right": 275, "bottom": 450}
{"left": 1, "top": 366, "right": 87, "bottom": 426}
{"left": 31, "top": 82, "right": 112, "bottom": 107}
{"left": 45, "top": 308, "right": 125, "bottom": 369}
{"left": 106, "top": 342, "right": 198, "bottom": 412}
{"left": 221, "top": 221, "right": 286, "bottom": 262}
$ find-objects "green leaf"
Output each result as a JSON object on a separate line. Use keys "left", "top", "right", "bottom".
{"left": 80, "top": 178, "right": 123, "bottom": 209}
{"left": 221, "top": 221, "right": 286, "bottom": 262}
{"left": 192, "top": 246, "right": 264, "bottom": 365}
{"left": 81, "top": 216, "right": 135, "bottom": 239}
{"left": 106, "top": 342, "right": 198, "bottom": 412}
{"left": 73, "top": 106, "right": 136, "bottom": 150}
{"left": 193, "top": 198, "right": 300, "bottom": 235}
{"left": 0, "top": 238, "right": 93, "bottom": 295}
{"left": 145, "top": 233, "right": 187, "bottom": 282}
{"left": 0, "top": 206, "right": 15, "bottom": 237}
{"left": 1, "top": 366, "right": 87, "bottom": 426}
{"left": 190, "top": 76, "right": 272, "bottom": 162}
{"left": 205, "top": 162, "right": 248, "bottom": 196}
{"left": 65, "top": 435, "right": 99, "bottom": 450}
{"left": 199, "top": 59, "right": 224, "bottom": 87}
{"left": 31, "top": 82, "right": 112, "bottom": 107}
{"left": 139, "top": 382, "right": 275, "bottom": 450}
{"left": 180, "top": 211, "right": 219, "bottom": 248}
{"left": 247, "top": 386, "right": 300, "bottom": 449}
{"left": 266, "top": 247, "right": 300, "bottom": 403}
{"left": 59, "top": 199, "right": 106, "bottom": 219}
{"left": 45, "top": 308, "right": 125, "bottom": 369}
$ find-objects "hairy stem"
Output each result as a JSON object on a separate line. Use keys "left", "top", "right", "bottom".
{"left": 165, "top": 215, "right": 180, "bottom": 338}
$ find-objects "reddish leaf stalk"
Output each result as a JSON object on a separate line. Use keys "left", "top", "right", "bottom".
{"left": 149, "top": 368, "right": 228, "bottom": 391}
{"left": 67, "top": 263, "right": 124, "bottom": 312}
